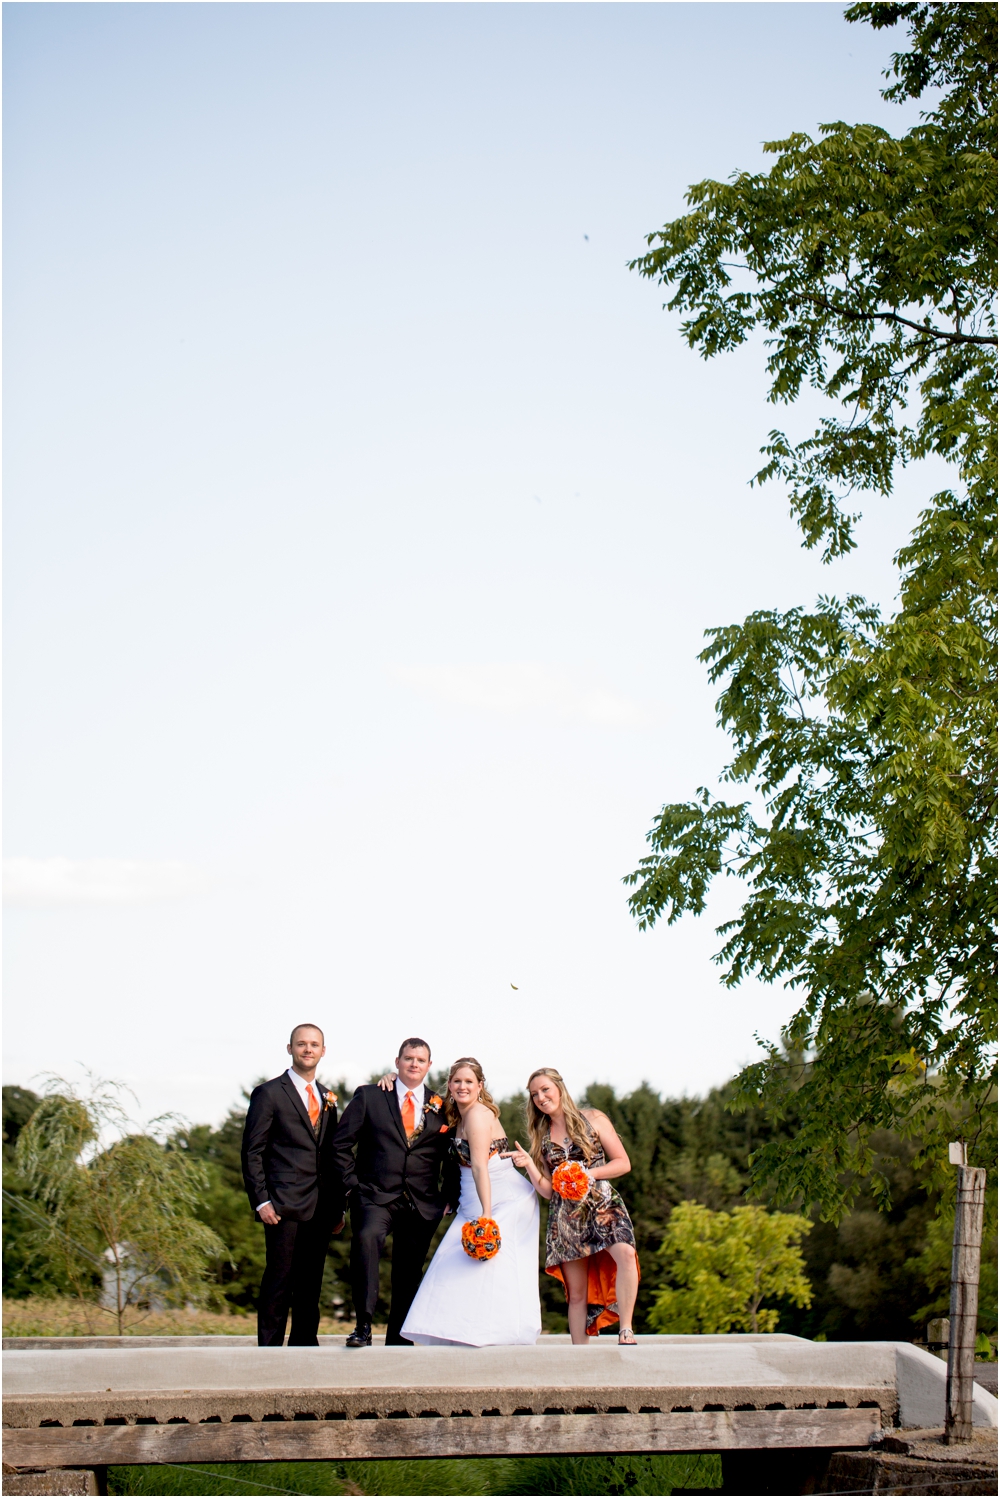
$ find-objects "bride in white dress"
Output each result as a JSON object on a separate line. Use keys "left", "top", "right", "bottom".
{"left": 401, "top": 1057, "right": 541, "bottom": 1347}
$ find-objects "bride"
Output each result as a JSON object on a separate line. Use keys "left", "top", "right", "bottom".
{"left": 400, "top": 1057, "right": 541, "bottom": 1346}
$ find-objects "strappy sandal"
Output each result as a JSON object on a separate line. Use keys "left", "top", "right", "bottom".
{"left": 618, "top": 1327, "right": 637, "bottom": 1345}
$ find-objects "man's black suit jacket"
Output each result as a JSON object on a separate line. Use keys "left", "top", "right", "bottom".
{"left": 241, "top": 1073, "right": 345, "bottom": 1223}
{"left": 331, "top": 1084, "right": 458, "bottom": 1222}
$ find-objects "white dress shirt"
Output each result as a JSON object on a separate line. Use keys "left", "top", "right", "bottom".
{"left": 395, "top": 1077, "right": 425, "bottom": 1115}
{"left": 255, "top": 1069, "right": 323, "bottom": 1215}
{"left": 287, "top": 1066, "right": 322, "bottom": 1113}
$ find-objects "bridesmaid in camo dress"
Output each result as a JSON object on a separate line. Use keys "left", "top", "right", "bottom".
{"left": 504, "top": 1067, "right": 639, "bottom": 1346}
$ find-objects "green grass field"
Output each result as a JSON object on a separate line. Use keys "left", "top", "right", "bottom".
{"left": 107, "top": 1453, "right": 722, "bottom": 1496}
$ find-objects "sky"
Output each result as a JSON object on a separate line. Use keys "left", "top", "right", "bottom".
{"left": 4, "top": 1, "right": 936, "bottom": 1128}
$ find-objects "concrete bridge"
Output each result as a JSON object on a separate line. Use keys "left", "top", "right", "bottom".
{"left": 3, "top": 1333, "right": 997, "bottom": 1494}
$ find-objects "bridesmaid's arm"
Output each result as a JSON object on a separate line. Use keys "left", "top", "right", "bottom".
{"left": 582, "top": 1110, "right": 631, "bottom": 1182}
{"left": 503, "top": 1141, "right": 553, "bottom": 1200}
{"left": 465, "top": 1107, "right": 494, "bottom": 1219}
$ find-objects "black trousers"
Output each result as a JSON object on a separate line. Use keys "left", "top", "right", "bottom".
{"left": 350, "top": 1195, "right": 441, "bottom": 1343}
{"left": 257, "top": 1214, "right": 333, "bottom": 1347}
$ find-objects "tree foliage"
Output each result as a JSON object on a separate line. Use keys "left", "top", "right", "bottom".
{"left": 625, "top": 3, "right": 996, "bottom": 1219}
{"left": 650, "top": 1201, "right": 813, "bottom": 1335}
{"left": 5, "top": 1078, "right": 993, "bottom": 1344}
{"left": 14, "top": 1077, "right": 227, "bottom": 1333}
{"left": 629, "top": 1, "right": 995, "bottom": 561}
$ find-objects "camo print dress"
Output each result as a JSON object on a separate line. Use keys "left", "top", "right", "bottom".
{"left": 540, "top": 1115, "right": 638, "bottom": 1333}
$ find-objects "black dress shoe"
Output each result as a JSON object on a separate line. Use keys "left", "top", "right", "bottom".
{"left": 385, "top": 1334, "right": 413, "bottom": 1346}
{"left": 345, "top": 1323, "right": 372, "bottom": 1348}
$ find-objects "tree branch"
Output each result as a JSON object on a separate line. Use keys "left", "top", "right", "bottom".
{"left": 792, "top": 292, "right": 997, "bottom": 347}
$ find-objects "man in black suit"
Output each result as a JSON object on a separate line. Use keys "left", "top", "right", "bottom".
{"left": 241, "top": 1023, "right": 345, "bottom": 1347}
{"left": 332, "top": 1036, "right": 457, "bottom": 1347}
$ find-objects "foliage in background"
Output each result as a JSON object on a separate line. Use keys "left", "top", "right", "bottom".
{"left": 650, "top": 1202, "right": 812, "bottom": 1334}
{"left": 3, "top": 1085, "right": 73, "bottom": 1300}
{"left": 625, "top": 1, "right": 997, "bottom": 1222}
{"left": 6, "top": 1074, "right": 995, "bottom": 1342}
{"left": 13, "top": 1078, "right": 227, "bottom": 1334}
{"left": 172, "top": 1095, "right": 270, "bottom": 1315}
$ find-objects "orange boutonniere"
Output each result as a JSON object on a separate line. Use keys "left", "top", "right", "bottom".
{"left": 425, "top": 1094, "right": 444, "bottom": 1114}
{"left": 323, "top": 1091, "right": 338, "bottom": 1112}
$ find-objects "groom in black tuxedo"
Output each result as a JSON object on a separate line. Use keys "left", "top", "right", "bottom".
{"left": 332, "top": 1036, "right": 457, "bottom": 1346}
{"left": 241, "top": 1024, "right": 345, "bottom": 1346}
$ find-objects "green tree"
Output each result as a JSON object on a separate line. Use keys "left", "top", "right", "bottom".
{"left": 15, "top": 1078, "right": 227, "bottom": 1333}
{"left": 172, "top": 1102, "right": 268, "bottom": 1313}
{"left": 625, "top": 2, "right": 997, "bottom": 1220}
{"left": 650, "top": 1201, "right": 813, "bottom": 1335}
{"left": 2, "top": 1085, "right": 67, "bottom": 1299}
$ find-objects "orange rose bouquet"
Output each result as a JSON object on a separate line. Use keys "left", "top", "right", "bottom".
{"left": 551, "top": 1160, "right": 591, "bottom": 1202}
{"left": 461, "top": 1216, "right": 501, "bottom": 1261}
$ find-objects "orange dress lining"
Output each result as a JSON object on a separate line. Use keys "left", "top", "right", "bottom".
{"left": 545, "top": 1246, "right": 640, "bottom": 1335}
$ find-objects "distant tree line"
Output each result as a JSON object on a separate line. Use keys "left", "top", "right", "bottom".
{"left": 5, "top": 1072, "right": 993, "bottom": 1342}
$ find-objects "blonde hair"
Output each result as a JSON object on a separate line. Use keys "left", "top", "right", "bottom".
{"left": 443, "top": 1057, "right": 501, "bottom": 1129}
{"left": 525, "top": 1067, "right": 597, "bottom": 1170}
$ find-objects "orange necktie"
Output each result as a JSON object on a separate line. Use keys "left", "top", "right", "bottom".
{"left": 402, "top": 1090, "right": 416, "bottom": 1139}
{"left": 306, "top": 1084, "right": 320, "bottom": 1129}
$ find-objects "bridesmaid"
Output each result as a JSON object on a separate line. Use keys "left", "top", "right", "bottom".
{"left": 505, "top": 1067, "right": 639, "bottom": 1346}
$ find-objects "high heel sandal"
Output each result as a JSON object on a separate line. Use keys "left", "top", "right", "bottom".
{"left": 618, "top": 1327, "right": 637, "bottom": 1345}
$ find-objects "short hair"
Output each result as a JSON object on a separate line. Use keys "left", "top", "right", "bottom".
{"left": 396, "top": 1036, "right": 431, "bottom": 1060}
{"left": 289, "top": 1023, "right": 325, "bottom": 1044}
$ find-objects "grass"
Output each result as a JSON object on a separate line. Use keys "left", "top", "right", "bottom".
{"left": 108, "top": 1455, "right": 722, "bottom": 1496}
{"left": 1, "top": 1296, "right": 356, "bottom": 1338}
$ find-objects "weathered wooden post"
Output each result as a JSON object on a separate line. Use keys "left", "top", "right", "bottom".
{"left": 944, "top": 1141, "right": 986, "bottom": 1444}
{"left": 926, "top": 1316, "right": 950, "bottom": 1361}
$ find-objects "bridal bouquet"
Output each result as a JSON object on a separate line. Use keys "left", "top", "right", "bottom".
{"left": 551, "top": 1160, "right": 590, "bottom": 1201}
{"left": 461, "top": 1216, "right": 501, "bottom": 1260}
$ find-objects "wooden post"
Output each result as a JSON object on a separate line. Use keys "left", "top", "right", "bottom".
{"left": 944, "top": 1153, "right": 986, "bottom": 1444}
{"left": 926, "top": 1316, "right": 950, "bottom": 1361}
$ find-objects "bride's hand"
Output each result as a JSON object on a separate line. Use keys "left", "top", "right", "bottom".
{"left": 376, "top": 1072, "right": 397, "bottom": 1091}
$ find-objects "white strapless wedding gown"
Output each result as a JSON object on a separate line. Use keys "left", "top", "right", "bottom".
{"left": 401, "top": 1153, "right": 541, "bottom": 1346}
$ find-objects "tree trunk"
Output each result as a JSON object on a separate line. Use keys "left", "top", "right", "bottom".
{"left": 114, "top": 1256, "right": 125, "bottom": 1336}
{"left": 944, "top": 1164, "right": 986, "bottom": 1444}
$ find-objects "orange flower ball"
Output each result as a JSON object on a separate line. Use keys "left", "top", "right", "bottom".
{"left": 552, "top": 1160, "right": 591, "bottom": 1202}
{"left": 461, "top": 1216, "right": 501, "bottom": 1261}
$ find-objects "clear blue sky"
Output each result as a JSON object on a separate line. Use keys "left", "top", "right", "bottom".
{"left": 4, "top": 2, "right": 933, "bottom": 1125}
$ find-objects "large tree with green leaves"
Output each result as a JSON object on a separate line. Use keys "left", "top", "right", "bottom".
{"left": 14, "top": 1078, "right": 227, "bottom": 1333}
{"left": 625, "top": 3, "right": 996, "bottom": 1220}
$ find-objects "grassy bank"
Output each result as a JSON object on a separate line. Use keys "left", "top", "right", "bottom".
{"left": 1, "top": 1297, "right": 358, "bottom": 1339}
{"left": 108, "top": 1455, "right": 722, "bottom": 1495}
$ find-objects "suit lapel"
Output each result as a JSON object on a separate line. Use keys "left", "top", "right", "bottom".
{"left": 281, "top": 1073, "right": 317, "bottom": 1139}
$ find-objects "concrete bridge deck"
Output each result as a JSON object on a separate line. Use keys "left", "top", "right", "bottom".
{"left": 3, "top": 1334, "right": 996, "bottom": 1471}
